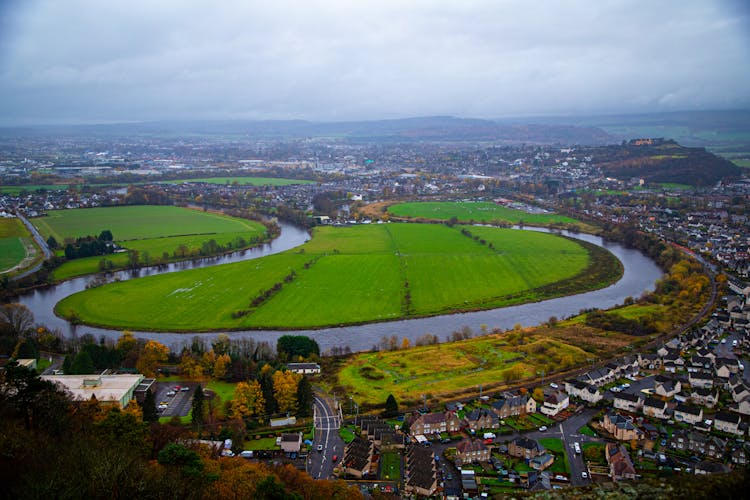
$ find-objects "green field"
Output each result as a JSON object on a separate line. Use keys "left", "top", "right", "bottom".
{"left": 31, "top": 206, "right": 267, "bottom": 280}
{"left": 388, "top": 201, "right": 580, "bottom": 226}
{"left": 335, "top": 333, "right": 592, "bottom": 405}
{"left": 166, "top": 177, "right": 315, "bottom": 186}
{"left": 0, "top": 217, "right": 33, "bottom": 272}
{"left": 56, "top": 222, "right": 620, "bottom": 331}
{"left": 0, "top": 184, "right": 72, "bottom": 194}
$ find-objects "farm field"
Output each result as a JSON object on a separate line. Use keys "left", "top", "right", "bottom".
{"left": 31, "top": 205, "right": 267, "bottom": 280}
{"left": 56, "top": 223, "right": 621, "bottom": 331}
{"left": 0, "top": 217, "right": 32, "bottom": 272}
{"left": 166, "top": 176, "right": 315, "bottom": 186}
{"left": 387, "top": 201, "right": 581, "bottom": 226}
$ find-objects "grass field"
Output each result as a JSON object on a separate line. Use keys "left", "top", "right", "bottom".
{"left": 388, "top": 201, "right": 580, "bottom": 226}
{"left": 380, "top": 451, "right": 401, "bottom": 480}
{"left": 56, "top": 223, "right": 619, "bottom": 331}
{"left": 166, "top": 177, "right": 315, "bottom": 186}
{"left": 0, "top": 217, "right": 32, "bottom": 272}
{"left": 334, "top": 333, "right": 591, "bottom": 406}
{"left": 0, "top": 184, "right": 72, "bottom": 194}
{"left": 31, "top": 206, "right": 266, "bottom": 280}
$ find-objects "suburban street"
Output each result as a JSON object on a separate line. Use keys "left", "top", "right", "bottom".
{"left": 309, "top": 394, "right": 344, "bottom": 479}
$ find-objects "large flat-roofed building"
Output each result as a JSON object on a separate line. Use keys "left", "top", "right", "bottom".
{"left": 41, "top": 374, "right": 144, "bottom": 408}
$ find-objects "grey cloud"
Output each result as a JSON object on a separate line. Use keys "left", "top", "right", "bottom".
{"left": 0, "top": 0, "right": 748, "bottom": 125}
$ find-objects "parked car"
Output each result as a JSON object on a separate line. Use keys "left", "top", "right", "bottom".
{"left": 581, "top": 471, "right": 588, "bottom": 479}
{"left": 574, "top": 442, "right": 581, "bottom": 454}
{"left": 538, "top": 426, "right": 548, "bottom": 432}
{"left": 332, "top": 455, "right": 338, "bottom": 462}
{"left": 316, "top": 444, "right": 323, "bottom": 452}
{"left": 166, "top": 390, "right": 176, "bottom": 397}
{"left": 180, "top": 386, "right": 190, "bottom": 392}
{"left": 549, "top": 383, "right": 558, "bottom": 389}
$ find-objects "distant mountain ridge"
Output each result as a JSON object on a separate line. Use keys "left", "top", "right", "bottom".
{"left": 0, "top": 116, "right": 613, "bottom": 145}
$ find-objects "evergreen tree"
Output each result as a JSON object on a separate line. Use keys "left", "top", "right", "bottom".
{"left": 295, "top": 376, "right": 313, "bottom": 417}
{"left": 143, "top": 388, "right": 158, "bottom": 422}
{"left": 62, "top": 354, "right": 73, "bottom": 374}
{"left": 191, "top": 385, "right": 205, "bottom": 427}
{"left": 383, "top": 394, "right": 399, "bottom": 418}
{"left": 70, "top": 351, "right": 95, "bottom": 374}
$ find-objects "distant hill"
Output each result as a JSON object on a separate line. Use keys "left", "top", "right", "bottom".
{"left": 514, "top": 109, "right": 750, "bottom": 152}
{"left": 0, "top": 116, "right": 613, "bottom": 145}
{"left": 587, "top": 139, "right": 743, "bottom": 186}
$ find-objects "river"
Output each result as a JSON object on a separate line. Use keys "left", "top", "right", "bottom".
{"left": 16, "top": 222, "right": 663, "bottom": 353}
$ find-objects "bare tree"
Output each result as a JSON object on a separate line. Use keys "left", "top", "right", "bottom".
{"left": 0, "top": 303, "right": 35, "bottom": 339}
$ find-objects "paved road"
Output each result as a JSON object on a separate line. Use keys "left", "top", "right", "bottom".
{"left": 521, "top": 408, "right": 602, "bottom": 487}
{"left": 12, "top": 213, "right": 53, "bottom": 281}
{"left": 309, "top": 394, "right": 344, "bottom": 479}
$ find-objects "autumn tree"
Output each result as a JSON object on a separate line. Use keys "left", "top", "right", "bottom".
{"left": 272, "top": 370, "right": 301, "bottom": 415}
{"left": 213, "top": 353, "right": 231, "bottom": 380}
{"left": 232, "top": 380, "right": 265, "bottom": 420}
{"left": 180, "top": 352, "right": 205, "bottom": 379}
{"left": 136, "top": 340, "right": 169, "bottom": 378}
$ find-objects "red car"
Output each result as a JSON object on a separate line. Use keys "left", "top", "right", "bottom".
{"left": 332, "top": 455, "right": 338, "bottom": 462}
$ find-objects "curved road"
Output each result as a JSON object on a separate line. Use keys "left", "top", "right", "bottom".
{"left": 12, "top": 213, "right": 53, "bottom": 281}
{"left": 308, "top": 394, "right": 344, "bottom": 480}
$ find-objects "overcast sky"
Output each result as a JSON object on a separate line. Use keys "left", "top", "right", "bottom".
{"left": 1, "top": 0, "right": 748, "bottom": 125}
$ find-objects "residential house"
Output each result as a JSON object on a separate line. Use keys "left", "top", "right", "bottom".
{"left": 671, "top": 431, "right": 727, "bottom": 460}
{"left": 581, "top": 367, "right": 615, "bottom": 387}
{"left": 715, "top": 357, "right": 740, "bottom": 378}
{"left": 714, "top": 411, "right": 743, "bottom": 436}
{"left": 690, "top": 387, "right": 719, "bottom": 408}
{"left": 613, "top": 392, "right": 643, "bottom": 413}
{"left": 529, "top": 453, "right": 555, "bottom": 471}
{"left": 464, "top": 408, "right": 499, "bottom": 432}
{"left": 404, "top": 445, "right": 437, "bottom": 497}
{"left": 601, "top": 413, "right": 645, "bottom": 441}
{"left": 640, "top": 353, "right": 662, "bottom": 370}
{"left": 409, "top": 411, "right": 461, "bottom": 436}
{"left": 730, "top": 380, "right": 750, "bottom": 403}
{"left": 642, "top": 398, "right": 669, "bottom": 420}
{"left": 687, "top": 355, "right": 713, "bottom": 373}
{"left": 730, "top": 443, "right": 750, "bottom": 466}
{"left": 673, "top": 404, "right": 703, "bottom": 425}
{"left": 736, "top": 396, "right": 750, "bottom": 416}
{"left": 606, "top": 443, "right": 637, "bottom": 481}
{"left": 564, "top": 380, "right": 603, "bottom": 404}
{"left": 342, "top": 437, "right": 375, "bottom": 478}
{"left": 695, "top": 461, "right": 731, "bottom": 475}
{"left": 491, "top": 395, "right": 536, "bottom": 418}
{"left": 508, "top": 437, "right": 545, "bottom": 460}
{"left": 455, "top": 438, "right": 490, "bottom": 464}
{"left": 654, "top": 375, "right": 682, "bottom": 398}
{"left": 688, "top": 371, "right": 714, "bottom": 389}
{"left": 540, "top": 390, "right": 569, "bottom": 417}
{"left": 280, "top": 433, "right": 302, "bottom": 454}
